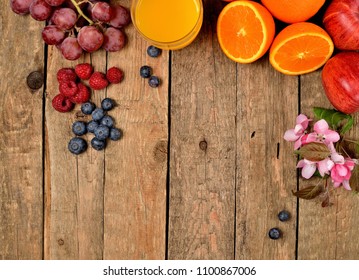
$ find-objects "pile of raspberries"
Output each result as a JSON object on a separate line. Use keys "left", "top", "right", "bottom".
{"left": 52, "top": 63, "right": 124, "bottom": 112}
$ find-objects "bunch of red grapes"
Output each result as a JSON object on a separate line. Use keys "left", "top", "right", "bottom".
{"left": 10, "top": 0, "right": 131, "bottom": 60}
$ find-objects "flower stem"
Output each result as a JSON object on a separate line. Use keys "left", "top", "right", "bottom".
{"left": 70, "top": 0, "right": 94, "bottom": 25}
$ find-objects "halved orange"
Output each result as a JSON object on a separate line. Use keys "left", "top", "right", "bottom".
{"left": 217, "top": 1, "right": 275, "bottom": 64}
{"left": 269, "top": 22, "right": 334, "bottom": 75}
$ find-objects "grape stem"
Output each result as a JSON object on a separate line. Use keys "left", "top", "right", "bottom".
{"left": 70, "top": 0, "right": 94, "bottom": 25}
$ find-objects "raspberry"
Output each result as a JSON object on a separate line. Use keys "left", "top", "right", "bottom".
{"left": 52, "top": 93, "right": 74, "bottom": 113}
{"left": 89, "top": 72, "right": 109, "bottom": 90}
{"left": 75, "top": 63, "right": 93, "bottom": 80}
{"left": 57, "top": 67, "right": 77, "bottom": 83}
{"left": 70, "top": 83, "right": 91, "bottom": 104}
{"left": 106, "top": 67, "right": 124, "bottom": 84}
{"left": 59, "top": 80, "right": 78, "bottom": 97}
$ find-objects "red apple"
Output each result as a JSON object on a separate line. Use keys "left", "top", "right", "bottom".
{"left": 322, "top": 51, "right": 359, "bottom": 114}
{"left": 323, "top": 0, "right": 359, "bottom": 50}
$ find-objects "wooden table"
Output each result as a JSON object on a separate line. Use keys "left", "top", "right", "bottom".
{"left": 1, "top": 0, "right": 359, "bottom": 260}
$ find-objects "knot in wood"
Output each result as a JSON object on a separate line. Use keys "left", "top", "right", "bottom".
{"left": 153, "top": 140, "right": 168, "bottom": 163}
{"left": 57, "top": 239, "right": 65, "bottom": 246}
{"left": 75, "top": 111, "right": 86, "bottom": 119}
{"left": 26, "top": 71, "right": 44, "bottom": 90}
{"left": 199, "top": 140, "right": 207, "bottom": 151}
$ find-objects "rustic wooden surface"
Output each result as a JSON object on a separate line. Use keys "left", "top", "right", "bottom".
{"left": 1, "top": 0, "right": 359, "bottom": 260}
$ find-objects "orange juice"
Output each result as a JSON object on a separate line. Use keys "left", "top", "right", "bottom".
{"left": 131, "top": 0, "right": 203, "bottom": 50}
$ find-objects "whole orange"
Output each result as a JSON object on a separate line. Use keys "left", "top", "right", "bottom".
{"left": 261, "top": 0, "right": 325, "bottom": 23}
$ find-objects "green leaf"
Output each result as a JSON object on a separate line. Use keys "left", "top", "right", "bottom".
{"left": 313, "top": 107, "right": 354, "bottom": 135}
{"left": 295, "top": 142, "right": 330, "bottom": 161}
{"left": 292, "top": 185, "right": 323, "bottom": 200}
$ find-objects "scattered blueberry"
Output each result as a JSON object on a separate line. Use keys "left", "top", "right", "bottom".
{"left": 110, "top": 127, "right": 122, "bottom": 141}
{"left": 140, "top": 65, "right": 152, "bottom": 78}
{"left": 101, "top": 98, "right": 115, "bottom": 111}
{"left": 68, "top": 137, "right": 87, "bottom": 155}
{"left": 87, "top": 120, "right": 99, "bottom": 133}
{"left": 278, "top": 210, "right": 291, "bottom": 222}
{"left": 100, "top": 115, "right": 115, "bottom": 128}
{"left": 81, "top": 102, "right": 96, "bottom": 115}
{"left": 92, "top": 108, "right": 106, "bottom": 121}
{"left": 91, "top": 137, "right": 106, "bottom": 151}
{"left": 72, "top": 121, "right": 87, "bottom": 136}
{"left": 268, "top": 228, "right": 281, "bottom": 240}
{"left": 148, "top": 76, "right": 160, "bottom": 88}
{"left": 147, "top": 45, "right": 162, "bottom": 57}
{"left": 94, "top": 124, "right": 110, "bottom": 140}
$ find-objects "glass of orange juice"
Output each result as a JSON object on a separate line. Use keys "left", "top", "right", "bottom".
{"left": 131, "top": 0, "right": 203, "bottom": 50}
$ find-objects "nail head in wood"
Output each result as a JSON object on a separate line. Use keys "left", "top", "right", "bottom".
{"left": 26, "top": 71, "right": 44, "bottom": 90}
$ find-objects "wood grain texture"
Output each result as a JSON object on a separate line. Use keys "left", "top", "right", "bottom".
{"left": 298, "top": 72, "right": 359, "bottom": 260}
{"left": 44, "top": 48, "right": 105, "bottom": 259}
{"left": 103, "top": 0, "right": 168, "bottom": 260}
{"left": 168, "top": 0, "right": 236, "bottom": 260}
{"left": 0, "top": 5, "right": 44, "bottom": 259}
{"left": 235, "top": 60, "right": 298, "bottom": 259}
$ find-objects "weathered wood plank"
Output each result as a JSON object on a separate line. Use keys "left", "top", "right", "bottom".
{"left": 0, "top": 5, "right": 44, "bottom": 259}
{"left": 235, "top": 60, "right": 298, "bottom": 259}
{"left": 168, "top": 0, "right": 236, "bottom": 260}
{"left": 298, "top": 71, "right": 359, "bottom": 259}
{"left": 44, "top": 45, "right": 105, "bottom": 259}
{"left": 103, "top": 0, "right": 168, "bottom": 259}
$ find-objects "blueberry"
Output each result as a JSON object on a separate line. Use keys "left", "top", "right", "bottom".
{"left": 92, "top": 108, "right": 106, "bottom": 121}
{"left": 68, "top": 137, "right": 87, "bottom": 155}
{"left": 109, "top": 127, "right": 123, "bottom": 141}
{"left": 148, "top": 76, "right": 160, "bottom": 88}
{"left": 94, "top": 124, "right": 110, "bottom": 140}
{"left": 140, "top": 65, "right": 152, "bottom": 78}
{"left": 268, "top": 228, "right": 281, "bottom": 240}
{"left": 87, "top": 120, "right": 99, "bottom": 133}
{"left": 81, "top": 102, "right": 96, "bottom": 115}
{"left": 278, "top": 210, "right": 291, "bottom": 222}
{"left": 147, "top": 45, "right": 162, "bottom": 57}
{"left": 91, "top": 137, "right": 106, "bottom": 151}
{"left": 100, "top": 115, "right": 114, "bottom": 128}
{"left": 72, "top": 121, "right": 87, "bottom": 136}
{"left": 101, "top": 98, "right": 115, "bottom": 111}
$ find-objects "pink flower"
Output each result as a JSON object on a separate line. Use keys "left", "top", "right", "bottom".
{"left": 306, "top": 119, "right": 340, "bottom": 145}
{"left": 284, "top": 114, "right": 310, "bottom": 149}
{"left": 330, "top": 158, "right": 356, "bottom": 191}
{"left": 297, "top": 159, "right": 316, "bottom": 179}
{"left": 297, "top": 158, "right": 334, "bottom": 179}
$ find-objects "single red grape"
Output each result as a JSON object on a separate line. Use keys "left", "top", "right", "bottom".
{"left": 30, "top": 0, "right": 53, "bottom": 21}
{"left": 102, "top": 27, "right": 126, "bottom": 52}
{"left": 52, "top": 8, "right": 77, "bottom": 30}
{"left": 10, "top": 0, "right": 33, "bottom": 15}
{"left": 92, "top": 2, "right": 113, "bottom": 22}
{"left": 109, "top": 5, "right": 131, "bottom": 28}
{"left": 42, "top": 25, "right": 66, "bottom": 45}
{"left": 77, "top": 26, "right": 104, "bottom": 52}
{"left": 59, "top": 37, "right": 83, "bottom": 60}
